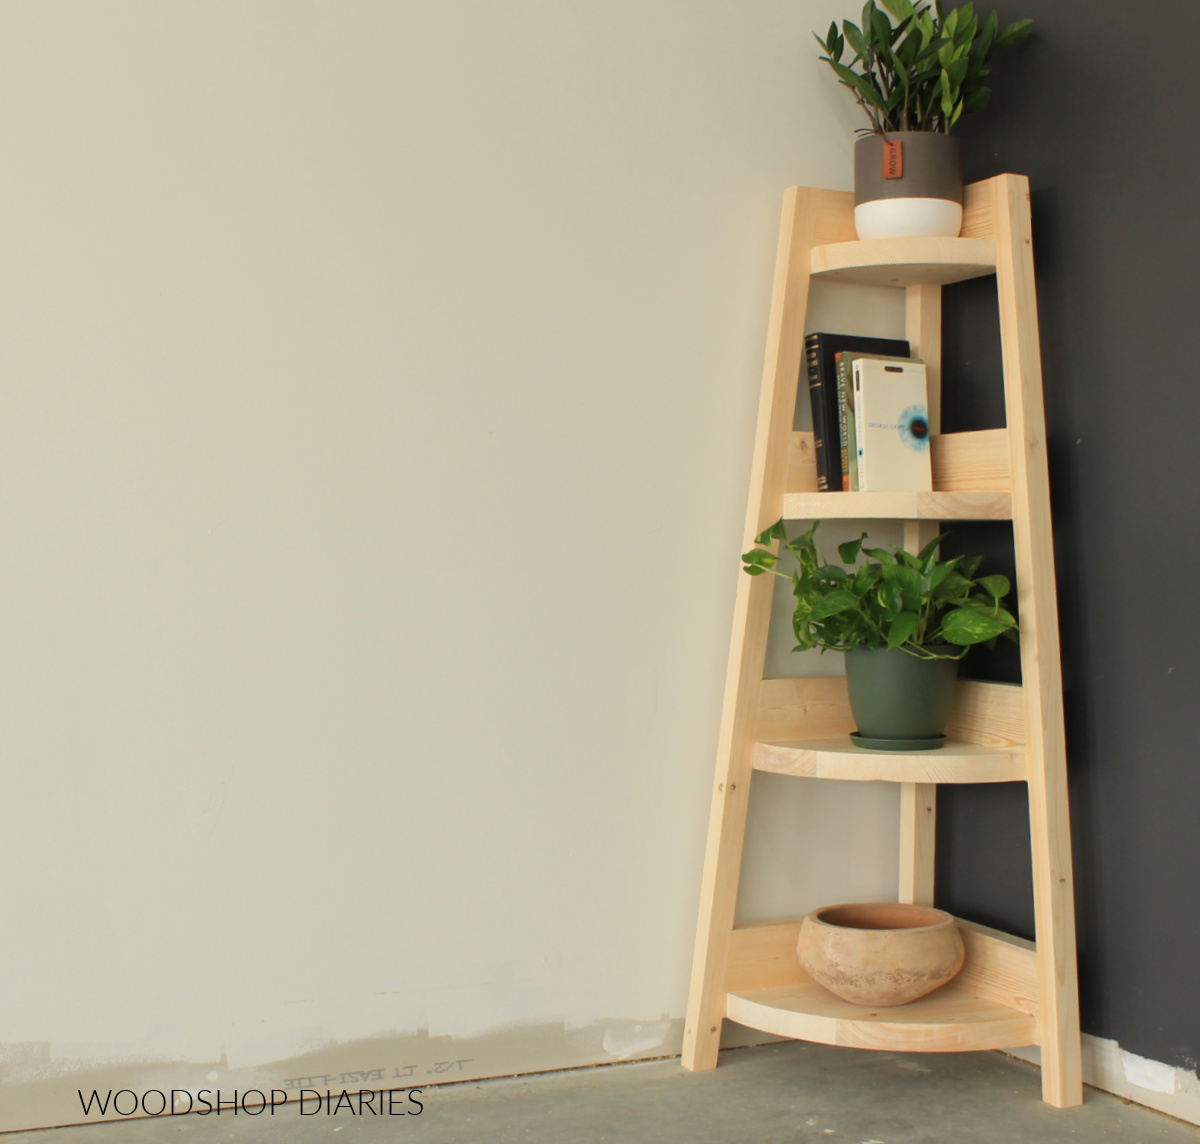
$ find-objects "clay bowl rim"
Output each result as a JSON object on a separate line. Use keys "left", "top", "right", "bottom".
{"left": 806, "top": 902, "right": 956, "bottom": 934}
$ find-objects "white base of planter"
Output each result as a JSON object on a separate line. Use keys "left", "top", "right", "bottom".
{"left": 854, "top": 197, "right": 963, "bottom": 240}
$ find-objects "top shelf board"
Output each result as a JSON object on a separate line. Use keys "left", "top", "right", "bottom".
{"left": 811, "top": 237, "right": 997, "bottom": 287}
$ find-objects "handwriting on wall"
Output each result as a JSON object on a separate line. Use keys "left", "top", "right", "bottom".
{"left": 279, "top": 1060, "right": 474, "bottom": 1090}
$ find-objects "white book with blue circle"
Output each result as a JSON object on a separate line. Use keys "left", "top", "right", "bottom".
{"left": 851, "top": 357, "right": 932, "bottom": 492}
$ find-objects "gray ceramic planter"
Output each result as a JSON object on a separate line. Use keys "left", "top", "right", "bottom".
{"left": 843, "top": 646, "right": 959, "bottom": 750}
{"left": 853, "top": 131, "right": 963, "bottom": 239}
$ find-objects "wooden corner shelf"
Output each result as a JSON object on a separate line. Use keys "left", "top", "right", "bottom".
{"left": 726, "top": 981, "right": 1035, "bottom": 1053}
{"left": 810, "top": 236, "right": 997, "bottom": 287}
{"left": 682, "top": 176, "right": 1082, "bottom": 1108}
{"left": 753, "top": 739, "right": 1025, "bottom": 784}
{"left": 722, "top": 916, "right": 1039, "bottom": 1054}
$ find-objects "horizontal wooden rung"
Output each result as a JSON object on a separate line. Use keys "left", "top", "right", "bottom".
{"left": 931, "top": 429, "right": 1011, "bottom": 491}
{"left": 957, "top": 919, "right": 1039, "bottom": 1018}
{"left": 959, "top": 179, "right": 997, "bottom": 239}
{"left": 786, "top": 431, "right": 818, "bottom": 493}
{"left": 785, "top": 430, "right": 1010, "bottom": 495}
{"left": 945, "top": 680, "right": 1025, "bottom": 749}
{"left": 757, "top": 677, "right": 1025, "bottom": 749}
{"left": 782, "top": 489, "right": 1011, "bottom": 521}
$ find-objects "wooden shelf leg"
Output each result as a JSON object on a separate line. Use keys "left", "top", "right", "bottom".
{"left": 899, "top": 782, "right": 937, "bottom": 906}
{"left": 905, "top": 283, "right": 942, "bottom": 435}
{"left": 994, "top": 173, "right": 1083, "bottom": 1108}
{"left": 682, "top": 187, "right": 828, "bottom": 1071}
{"left": 897, "top": 521, "right": 940, "bottom": 910}
{"left": 680, "top": 574, "right": 771, "bottom": 1071}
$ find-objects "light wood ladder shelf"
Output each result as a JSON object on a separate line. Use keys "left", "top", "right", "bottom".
{"left": 682, "top": 175, "right": 1082, "bottom": 1108}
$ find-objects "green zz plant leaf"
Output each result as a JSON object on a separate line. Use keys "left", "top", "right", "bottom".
{"left": 813, "top": 0, "right": 1031, "bottom": 134}
{"left": 742, "top": 520, "right": 1018, "bottom": 660}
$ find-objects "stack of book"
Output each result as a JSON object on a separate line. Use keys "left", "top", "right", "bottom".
{"left": 803, "top": 332, "right": 932, "bottom": 493}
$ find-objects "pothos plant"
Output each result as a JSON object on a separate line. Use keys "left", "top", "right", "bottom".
{"left": 743, "top": 519, "right": 1017, "bottom": 660}
{"left": 816, "top": 0, "right": 1032, "bottom": 134}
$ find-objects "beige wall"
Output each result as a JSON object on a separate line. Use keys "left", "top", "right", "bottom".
{"left": 0, "top": 1, "right": 902, "bottom": 1129}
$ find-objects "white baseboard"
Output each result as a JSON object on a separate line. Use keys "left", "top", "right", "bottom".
{"left": 1009, "top": 1036, "right": 1200, "bottom": 1126}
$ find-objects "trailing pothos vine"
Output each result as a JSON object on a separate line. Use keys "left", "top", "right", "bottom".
{"left": 742, "top": 520, "right": 1018, "bottom": 660}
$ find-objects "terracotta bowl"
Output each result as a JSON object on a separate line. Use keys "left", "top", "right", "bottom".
{"left": 797, "top": 903, "right": 964, "bottom": 1007}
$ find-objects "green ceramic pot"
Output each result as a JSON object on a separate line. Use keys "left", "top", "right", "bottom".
{"left": 843, "top": 646, "right": 959, "bottom": 748}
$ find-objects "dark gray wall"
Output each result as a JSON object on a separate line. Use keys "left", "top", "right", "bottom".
{"left": 932, "top": 0, "right": 1200, "bottom": 1072}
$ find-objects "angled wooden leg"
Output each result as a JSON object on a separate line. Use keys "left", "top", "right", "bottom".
{"left": 682, "top": 187, "right": 850, "bottom": 1070}
{"left": 681, "top": 572, "right": 772, "bottom": 1071}
{"left": 994, "top": 174, "right": 1082, "bottom": 1108}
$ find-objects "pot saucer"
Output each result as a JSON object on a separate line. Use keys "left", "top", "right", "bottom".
{"left": 850, "top": 731, "right": 947, "bottom": 752}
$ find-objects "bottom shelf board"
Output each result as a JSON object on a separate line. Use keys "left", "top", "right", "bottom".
{"left": 726, "top": 981, "right": 1036, "bottom": 1053}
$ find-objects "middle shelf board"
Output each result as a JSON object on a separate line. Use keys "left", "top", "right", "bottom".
{"left": 782, "top": 489, "right": 1012, "bottom": 521}
{"left": 754, "top": 738, "right": 1026, "bottom": 784}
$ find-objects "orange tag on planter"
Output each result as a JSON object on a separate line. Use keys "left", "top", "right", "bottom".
{"left": 882, "top": 139, "right": 903, "bottom": 179}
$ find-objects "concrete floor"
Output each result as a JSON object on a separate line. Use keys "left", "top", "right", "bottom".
{"left": 10, "top": 1043, "right": 1200, "bottom": 1144}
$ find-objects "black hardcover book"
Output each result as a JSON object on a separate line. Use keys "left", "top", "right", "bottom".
{"left": 804, "top": 332, "right": 911, "bottom": 491}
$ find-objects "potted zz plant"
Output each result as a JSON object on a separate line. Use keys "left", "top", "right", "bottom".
{"left": 815, "top": 0, "right": 1032, "bottom": 240}
{"left": 743, "top": 520, "right": 1017, "bottom": 750}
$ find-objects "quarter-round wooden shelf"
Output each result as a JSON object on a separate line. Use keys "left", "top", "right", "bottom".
{"left": 782, "top": 489, "right": 1012, "bottom": 521}
{"left": 725, "top": 980, "right": 1036, "bottom": 1053}
{"left": 811, "top": 237, "right": 997, "bottom": 286}
{"left": 753, "top": 738, "right": 1026, "bottom": 784}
